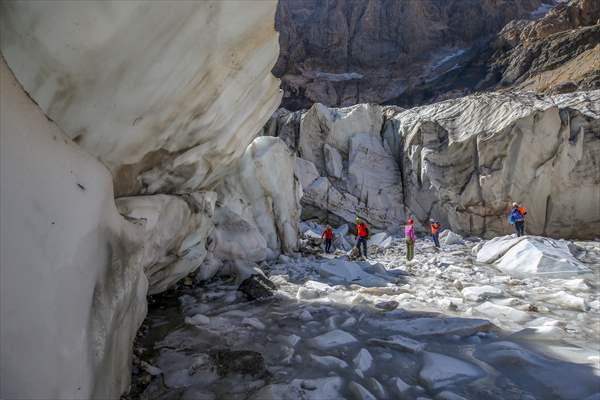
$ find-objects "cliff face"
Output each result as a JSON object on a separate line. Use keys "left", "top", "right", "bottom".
{"left": 273, "top": 0, "right": 546, "bottom": 109}
{"left": 0, "top": 1, "right": 290, "bottom": 398}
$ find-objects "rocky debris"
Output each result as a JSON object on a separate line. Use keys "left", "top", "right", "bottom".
{"left": 209, "top": 350, "right": 267, "bottom": 378}
{"left": 238, "top": 275, "right": 277, "bottom": 301}
{"left": 477, "top": 236, "right": 592, "bottom": 277}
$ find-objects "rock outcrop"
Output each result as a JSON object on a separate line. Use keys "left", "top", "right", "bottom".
{"left": 483, "top": 0, "right": 600, "bottom": 94}
{"left": 274, "top": 0, "right": 599, "bottom": 108}
{"left": 265, "top": 90, "right": 600, "bottom": 239}
{"left": 273, "top": 0, "right": 547, "bottom": 109}
{"left": 0, "top": 1, "right": 286, "bottom": 398}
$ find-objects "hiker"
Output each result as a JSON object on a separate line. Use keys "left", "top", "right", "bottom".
{"left": 321, "top": 225, "right": 334, "bottom": 253}
{"left": 509, "top": 202, "right": 527, "bottom": 237}
{"left": 430, "top": 219, "right": 441, "bottom": 248}
{"left": 355, "top": 218, "right": 369, "bottom": 258}
{"left": 405, "top": 218, "right": 415, "bottom": 261}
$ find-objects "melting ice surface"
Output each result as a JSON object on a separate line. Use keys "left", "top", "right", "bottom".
{"left": 135, "top": 235, "right": 600, "bottom": 400}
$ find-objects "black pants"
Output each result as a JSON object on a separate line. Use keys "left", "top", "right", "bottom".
{"left": 356, "top": 237, "right": 368, "bottom": 257}
{"left": 432, "top": 232, "right": 440, "bottom": 248}
{"left": 515, "top": 220, "right": 525, "bottom": 237}
{"left": 325, "top": 239, "right": 332, "bottom": 253}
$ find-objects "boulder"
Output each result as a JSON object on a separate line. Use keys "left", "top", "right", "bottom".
{"left": 476, "top": 236, "right": 591, "bottom": 277}
{"left": 209, "top": 350, "right": 267, "bottom": 377}
{"left": 238, "top": 275, "right": 277, "bottom": 301}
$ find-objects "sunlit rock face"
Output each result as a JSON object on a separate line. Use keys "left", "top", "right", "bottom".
{"left": 0, "top": 1, "right": 283, "bottom": 398}
{"left": 0, "top": 0, "right": 282, "bottom": 196}
{"left": 265, "top": 90, "right": 600, "bottom": 239}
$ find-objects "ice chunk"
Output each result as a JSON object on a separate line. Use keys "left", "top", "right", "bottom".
{"left": 461, "top": 285, "right": 503, "bottom": 302}
{"left": 365, "top": 317, "right": 492, "bottom": 337}
{"left": 250, "top": 377, "right": 343, "bottom": 400}
{"left": 473, "top": 302, "right": 530, "bottom": 323}
{"left": 476, "top": 236, "right": 590, "bottom": 277}
{"left": 370, "top": 232, "right": 393, "bottom": 248}
{"left": 348, "top": 381, "right": 377, "bottom": 400}
{"left": 308, "top": 329, "right": 358, "bottom": 350}
{"left": 544, "top": 291, "right": 588, "bottom": 311}
{"left": 185, "top": 314, "right": 210, "bottom": 325}
{"left": 419, "top": 352, "right": 484, "bottom": 391}
{"left": 353, "top": 349, "right": 373, "bottom": 372}
{"left": 310, "top": 354, "right": 349, "bottom": 370}
{"left": 366, "top": 378, "right": 386, "bottom": 399}
{"left": 390, "top": 377, "right": 411, "bottom": 396}
{"left": 242, "top": 317, "right": 266, "bottom": 330}
{"left": 368, "top": 335, "right": 425, "bottom": 353}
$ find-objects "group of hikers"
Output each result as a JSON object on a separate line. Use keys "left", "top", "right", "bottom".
{"left": 320, "top": 202, "right": 528, "bottom": 260}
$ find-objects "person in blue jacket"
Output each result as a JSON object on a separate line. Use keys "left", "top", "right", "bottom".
{"left": 509, "top": 202, "right": 527, "bottom": 237}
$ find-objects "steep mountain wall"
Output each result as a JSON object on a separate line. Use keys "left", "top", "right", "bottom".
{"left": 265, "top": 90, "right": 600, "bottom": 239}
{"left": 273, "top": 0, "right": 546, "bottom": 109}
{"left": 0, "top": 1, "right": 290, "bottom": 398}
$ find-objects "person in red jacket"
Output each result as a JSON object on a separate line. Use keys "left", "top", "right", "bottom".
{"left": 430, "top": 219, "right": 441, "bottom": 248}
{"left": 355, "top": 218, "right": 369, "bottom": 258}
{"left": 321, "top": 225, "right": 335, "bottom": 253}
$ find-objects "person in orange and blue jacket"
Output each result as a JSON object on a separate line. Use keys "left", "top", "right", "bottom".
{"left": 509, "top": 202, "right": 527, "bottom": 237}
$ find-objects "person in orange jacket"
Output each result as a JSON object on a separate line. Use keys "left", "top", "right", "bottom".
{"left": 355, "top": 218, "right": 369, "bottom": 258}
{"left": 430, "top": 219, "right": 441, "bottom": 248}
{"left": 321, "top": 225, "right": 335, "bottom": 253}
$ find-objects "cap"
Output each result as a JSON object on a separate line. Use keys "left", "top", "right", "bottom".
{"left": 512, "top": 202, "right": 518, "bottom": 207}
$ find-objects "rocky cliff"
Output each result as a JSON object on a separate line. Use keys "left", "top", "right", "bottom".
{"left": 274, "top": 0, "right": 548, "bottom": 109}
{"left": 274, "top": 0, "right": 599, "bottom": 109}
{"left": 0, "top": 1, "right": 292, "bottom": 398}
{"left": 264, "top": 90, "right": 600, "bottom": 239}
